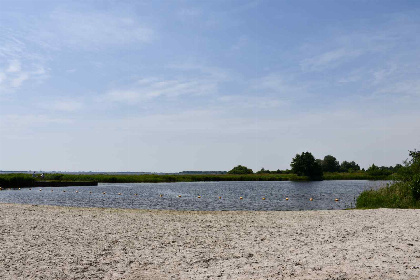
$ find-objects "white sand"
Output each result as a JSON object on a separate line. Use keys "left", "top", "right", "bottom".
{"left": 0, "top": 203, "right": 419, "bottom": 279}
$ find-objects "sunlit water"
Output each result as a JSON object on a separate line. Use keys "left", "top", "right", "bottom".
{"left": 0, "top": 180, "right": 389, "bottom": 211}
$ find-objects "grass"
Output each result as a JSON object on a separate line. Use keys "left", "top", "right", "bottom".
{"left": 0, "top": 172, "right": 392, "bottom": 188}
{"left": 0, "top": 173, "right": 306, "bottom": 187}
{"left": 356, "top": 181, "right": 420, "bottom": 209}
{"left": 40, "top": 173, "right": 308, "bottom": 183}
{"left": 0, "top": 174, "right": 36, "bottom": 188}
{"left": 323, "top": 172, "right": 393, "bottom": 180}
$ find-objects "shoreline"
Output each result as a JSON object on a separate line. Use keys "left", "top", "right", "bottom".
{"left": 0, "top": 173, "right": 393, "bottom": 188}
{"left": 1, "top": 203, "right": 419, "bottom": 279}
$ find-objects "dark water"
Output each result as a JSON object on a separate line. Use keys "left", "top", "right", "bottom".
{"left": 0, "top": 181, "right": 388, "bottom": 211}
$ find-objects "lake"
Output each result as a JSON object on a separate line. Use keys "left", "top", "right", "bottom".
{"left": 0, "top": 180, "right": 388, "bottom": 211}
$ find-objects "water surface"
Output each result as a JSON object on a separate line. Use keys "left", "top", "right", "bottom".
{"left": 0, "top": 180, "right": 388, "bottom": 211}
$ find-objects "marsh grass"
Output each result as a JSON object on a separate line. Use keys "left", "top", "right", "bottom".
{"left": 356, "top": 181, "right": 420, "bottom": 209}
{"left": 356, "top": 150, "right": 420, "bottom": 209}
{"left": 40, "top": 173, "right": 308, "bottom": 183}
{"left": 0, "top": 174, "right": 36, "bottom": 187}
{"left": 0, "top": 172, "right": 392, "bottom": 188}
{"left": 323, "top": 172, "right": 392, "bottom": 180}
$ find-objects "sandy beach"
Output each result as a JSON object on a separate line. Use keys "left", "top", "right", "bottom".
{"left": 0, "top": 203, "right": 419, "bottom": 279}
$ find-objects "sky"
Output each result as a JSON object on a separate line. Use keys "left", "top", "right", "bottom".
{"left": 0, "top": 0, "right": 419, "bottom": 172}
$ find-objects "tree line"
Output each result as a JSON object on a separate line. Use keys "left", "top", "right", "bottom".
{"left": 228, "top": 152, "right": 404, "bottom": 180}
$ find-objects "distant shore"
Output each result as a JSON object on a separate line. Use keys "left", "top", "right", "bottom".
{"left": 1, "top": 203, "right": 418, "bottom": 279}
{"left": 0, "top": 173, "right": 393, "bottom": 188}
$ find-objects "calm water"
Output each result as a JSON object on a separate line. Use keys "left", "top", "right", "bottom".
{"left": 0, "top": 181, "right": 388, "bottom": 211}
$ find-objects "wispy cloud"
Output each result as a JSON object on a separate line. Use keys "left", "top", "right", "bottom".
{"left": 167, "top": 62, "right": 232, "bottom": 81}
{"left": 177, "top": 8, "right": 202, "bottom": 18}
{"left": 300, "top": 48, "right": 363, "bottom": 72}
{"left": 6, "top": 60, "right": 21, "bottom": 73}
{"left": 9, "top": 73, "right": 29, "bottom": 88}
{"left": 101, "top": 62, "right": 231, "bottom": 105}
{"left": 251, "top": 73, "right": 309, "bottom": 102}
{"left": 0, "top": 60, "right": 48, "bottom": 94}
{"left": 102, "top": 78, "right": 217, "bottom": 104}
{"left": 217, "top": 95, "right": 286, "bottom": 109}
{"left": 28, "top": 9, "right": 154, "bottom": 51}
{"left": 374, "top": 80, "right": 420, "bottom": 97}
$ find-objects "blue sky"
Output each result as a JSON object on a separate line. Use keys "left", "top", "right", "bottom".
{"left": 0, "top": 0, "right": 419, "bottom": 172}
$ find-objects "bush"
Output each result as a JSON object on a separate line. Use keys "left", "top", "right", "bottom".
{"left": 356, "top": 150, "right": 420, "bottom": 209}
{"left": 412, "top": 174, "right": 420, "bottom": 200}
{"left": 0, "top": 174, "right": 36, "bottom": 188}
{"left": 228, "top": 165, "right": 253, "bottom": 174}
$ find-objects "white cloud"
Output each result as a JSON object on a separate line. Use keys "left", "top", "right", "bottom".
{"left": 10, "top": 73, "right": 29, "bottom": 88}
{"left": 0, "top": 61, "right": 47, "bottom": 93}
{"left": 6, "top": 60, "right": 21, "bottom": 73}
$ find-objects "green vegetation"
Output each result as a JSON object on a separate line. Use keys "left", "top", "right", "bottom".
{"left": 0, "top": 174, "right": 36, "bottom": 188}
{"left": 356, "top": 150, "right": 420, "bottom": 209}
{"left": 340, "top": 161, "right": 360, "bottom": 173}
{"left": 40, "top": 173, "right": 308, "bottom": 182}
{"left": 0, "top": 172, "right": 393, "bottom": 188}
{"left": 321, "top": 155, "right": 340, "bottom": 173}
{"left": 228, "top": 165, "right": 254, "bottom": 174}
{"left": 0, "top": 150, "right": 406, "bottom": 187}
{"left": 323, "top": 172, "right": 392, "bottom": 180}
{"left": 0, "top": 173, "right": 309, "bottom": 188}
{"left": 290, "top": 152, "right": 323, "bottom": 180}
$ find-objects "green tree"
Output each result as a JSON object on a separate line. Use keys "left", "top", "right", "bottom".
{"left": 228, "top": 165, "right": 253, "bottom": 174}
{"left": 321, "top": 155, "right": 340, "bottom": 172}
{"left": 290, "top": 152, "right": 323, "bottom": 180}
{"left": 367, "top": 164, "right": 392, "bottom": 177}
{"left": 398, "top": 150, "right": 420, "bottom": 200}
{"left": 340, "top": 161, "right": 361, "bottom": 172}
{"left": 256, "top": 168, "right": 270, "bottom": 174}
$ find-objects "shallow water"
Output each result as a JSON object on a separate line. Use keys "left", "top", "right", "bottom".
{"left": 0, "top": 180, "right": 388, "bottom": 211}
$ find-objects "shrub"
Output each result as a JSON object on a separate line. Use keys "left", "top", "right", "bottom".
{"left": 356, "top": 149, "right": 420, "bottom": 209}
{"left": 228, "top": 165, "right": 253, "bottom": 174}
{"left": 412, "top": 174, "right": 420, "bottom": 200}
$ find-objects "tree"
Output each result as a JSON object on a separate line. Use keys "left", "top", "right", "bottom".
{"left": 395, "top": 149, "right": 420, "bottom": 200}
{"left": 256, "top": 168, "right": 270, "bottom": 174}
{"left": 340, "top": 161, "right": 361, "bottom": 172}
{"left": 398, "top": 150, "right": 420, "bottom": 181}
{"left": 367, "top": 164, "right": 392, "bottom": 177}
{"left": 228, "top": 165, "right": 253, "bottom": 174}
{"left": 321, "top": 155, "right": 340, "bottom": 172}
{"left": 290, "top": 152, "right": 323, "bottom": 180}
